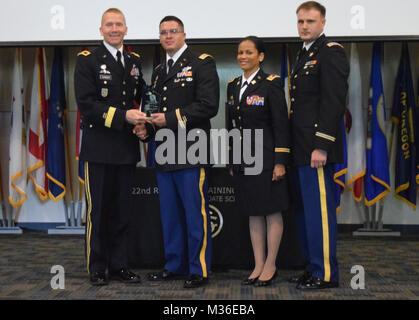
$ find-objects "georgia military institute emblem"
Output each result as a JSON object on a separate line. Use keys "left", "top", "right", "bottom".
{"left": 209, "top": 205, "right": 223, "bottom": 238}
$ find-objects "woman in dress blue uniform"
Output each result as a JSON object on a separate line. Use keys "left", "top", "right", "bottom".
{"left": 226, "top": 36, "right": 290, "bottom": 286}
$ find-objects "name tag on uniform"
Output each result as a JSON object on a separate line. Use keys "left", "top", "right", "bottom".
{"left": 246, "top": 95, "right": 264, "bottom": 106}
{"left": 100, "top": 74, "right": 112, "bottom": 80}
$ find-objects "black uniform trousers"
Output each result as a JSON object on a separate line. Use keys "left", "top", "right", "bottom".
{"left": 84, "top": 161, "right": 135, "bottom": 274}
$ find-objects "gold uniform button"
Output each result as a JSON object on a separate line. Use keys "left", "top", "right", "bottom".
{"left": 163, "top": 107, "right": 167, "bottom": 112}
{"left": 314, "top": 124, "right": 318, "bottom": 127}
{"left": 238, "top": 116, "right": 242, "bottom": 120}
{"left": 181, "top": 83, "right": 185, "bottom": 87}
{"left": 122, "top": 91, "right": 126, "bottom": 95}
{"left": 306, "top": 71, "right": 309, "bottom": 75}
{"left": 294, "top": 74, "right": 298, "bottom": 78}
{"left": 163, "top": 97, "right": 167, "bottom": 101}
{"left": 291, "top": 98, "right": 295, "bottom": 102}
{"left": 104, "top": 81, "right": 107, "bottom": 84}
{"left": 239, "top": 126, "right": 243, "bottom": 130}
{"left": 123, "top": 101, "right": 126, "bottom": 106}
{"left": 290, "top": 110, "right": 294, "bottom": 114}
{"left": 163, "top": 86, "right": 167, "bottom": 91}
{"left": 89, "top": 124, "right": 93, "bottom": 128}
{"left": 237, "top": 106, "right": 240, "bottom": 110}
{"left": 292, "top": 86, "right": 296, "bottom": 90}
{"left": 123, "top": 81, "right": 126, "bottom": 85}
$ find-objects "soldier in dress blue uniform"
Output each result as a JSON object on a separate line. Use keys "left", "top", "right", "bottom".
{"left": 74, "top": 8, "right": 148, "bottom": 286}
{"left": 136, "top": 16, "right": 219, "bottom": 288}
{"left": 226, "top": 36, "right": 290, "bottom": 287}
{"left": 288, "top": 1, "right": 349, "bottom": 290}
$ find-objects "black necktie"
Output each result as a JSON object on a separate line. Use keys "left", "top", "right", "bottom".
{"left": 116, "top": 51, "right": 124, "bottom": 71}
{"left": 167, "top": 58, "right": 174, "bottom": 74}
{"left": 299, "top": 47, "right": 307, "bottom": 61}
{"left": 239, "top": 81, "right": 248, "bottom": 100}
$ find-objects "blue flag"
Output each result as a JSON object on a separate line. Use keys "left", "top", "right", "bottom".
{"left": 392, "top": 42, "right": 417, "bottom": 209}
{"left": 334, "top": 119, "right": 347, "bottom": 212}
{"left": 365, "top": 42, "right": 390, "bottom": 206}
{"left": 47, "top": 47, "right": 66, "bottom": 201}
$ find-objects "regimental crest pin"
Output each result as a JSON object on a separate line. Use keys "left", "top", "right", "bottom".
{"left": 101, "top": 88, "right": 108, "bottom": 97}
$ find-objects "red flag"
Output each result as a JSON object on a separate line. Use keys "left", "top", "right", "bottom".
{"left": 28, "top": 48, "right": 49, "bottom": 200}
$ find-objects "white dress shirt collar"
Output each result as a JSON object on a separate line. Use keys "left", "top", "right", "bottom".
{"left": 103, "top": 41, "right": 124, "bottom": 66}
{"left": 242, "top": 68, "right": 260, "bottom": 85}
{"left": 240, "top": 68, "right": 260, "bottom": 100}
{"left": 303, "top": 33, "right": 324, "bottom": 51}
{"left": 166, "top": 43, "right": 188, "bottom": 72}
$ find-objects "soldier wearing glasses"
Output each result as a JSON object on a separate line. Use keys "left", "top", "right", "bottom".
{"left": 135, "top": 16, "right": 219, "bottom": 288}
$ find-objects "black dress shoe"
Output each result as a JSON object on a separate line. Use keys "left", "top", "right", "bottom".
{"left": 254, "top": 271, "right": 277, "bottom": 287}
{"left": 184, "top": 274, "right": 208, "bottom": 288}
{"left": 242, "top": 277, "right": 259, "bottom": 286}
{"left": 296, "top": 276, "right": 339, "bottom": 290}
{"left": 90, "top": 271, "right": 108, "bottom": 286}
{"left": 288, "top": 271, "right": 311, "bottom": 284}
{"left": 109, "top": 268, "right": 141, "bottom": 283}
{"left": 147, "top": 269, "right": 184, "bottom": 281}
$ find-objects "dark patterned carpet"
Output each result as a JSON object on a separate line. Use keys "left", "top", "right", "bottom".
{"left": 0, "top": 230, "right": 418, "bottom": 300}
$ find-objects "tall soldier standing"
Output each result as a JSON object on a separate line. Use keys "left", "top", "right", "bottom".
{"left": 74, "top": 8, "right": 148, "bottom": 285}
{"left": 136, "top": 16, "right": 219, "bottom": 288}
{"left": 288, "top": 1, "right": 349, "bottom": 290}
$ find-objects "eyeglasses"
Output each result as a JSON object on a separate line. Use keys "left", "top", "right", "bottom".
{"left": 159, "top": 29, "right": 183, "bottom": 36}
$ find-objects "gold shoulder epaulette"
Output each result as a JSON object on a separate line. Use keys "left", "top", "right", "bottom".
{"left": 154, "top": 64, "right": 161, "bottom": 70}
{"left": 267, "top": 74, "right": 281, "bottom": 81}
{"left": 327, "top": 42, "right": 344, "bottom": 48}
{"left": 199, "top": 53, "right": 213, "bottom": 60}
{"left": 130, "top": 52, "right": 141, "bottom": 59}
{"left": 77, "top": 50, "right": 91, "bottom": 57}
{"left": 228, "top": 77, "right": 236, "bottom": 83}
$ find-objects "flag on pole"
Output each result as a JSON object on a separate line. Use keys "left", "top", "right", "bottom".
{"left": 27, "top": 48, "right": 49, "bottom": 200}
{"left": 346, "top": 43, "right": 366, "bottom": 202}
{"left": 9, "top": 48, "right": 27, "bottom": 207}
{"left": 46, "top": 47, "right": 66, "bottom": 201}
{"left": 334, "top": 119, "right": 348, "bottom": 212}
{"left": 280, "top": 44, "right": 292, "bottom": 114}
{"left": 365, "top": 42, "right": 390, "bottom": 206}
{"left": 392, "top": 42, "right": 417, "bottom": 209}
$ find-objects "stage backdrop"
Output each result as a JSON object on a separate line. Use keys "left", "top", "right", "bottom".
{"left": 128, "top": 167, "right": 303, "bottom": 270}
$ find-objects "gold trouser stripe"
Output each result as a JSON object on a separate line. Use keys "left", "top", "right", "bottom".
{"left": 317, "top": 167, "right": 331, "bottom": 282}
{"left": 84, "top": 162, "right": 93, "bottom": 274}
{"left": 105, "top": 106, "right": 116, "bottom": 128}
{"left": 198, "top": 168, "right": 208, "bottom": 278}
